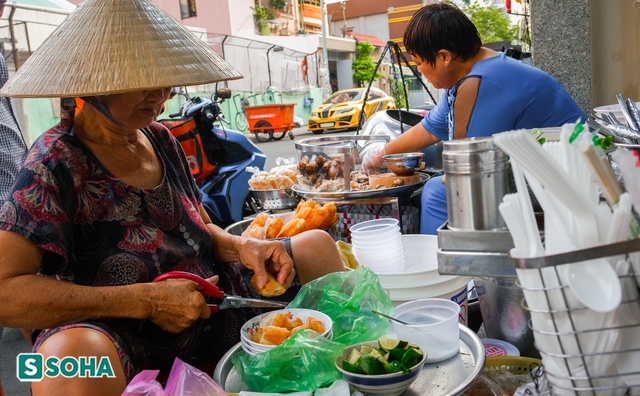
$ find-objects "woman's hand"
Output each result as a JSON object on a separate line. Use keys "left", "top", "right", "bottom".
{"left": 361, "top": 142, "right": 387, "bottom": 173}
{"left": 148, "top": 275, "right": 216, "bottom": 333}
{"left": 236, "top": 238, "right": 295, "bottom": 291}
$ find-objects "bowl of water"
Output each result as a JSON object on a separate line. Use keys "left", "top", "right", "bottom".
{"left": 392, "top": 298, "right": 461, "bottom": 363}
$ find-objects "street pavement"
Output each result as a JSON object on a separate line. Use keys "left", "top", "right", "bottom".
{"left": 1, "top": 327, "right": 31, "bottom": 395}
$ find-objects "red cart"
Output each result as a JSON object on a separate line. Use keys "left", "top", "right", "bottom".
{"left": 244, "top": 103, "right": 296, "bottom": 142}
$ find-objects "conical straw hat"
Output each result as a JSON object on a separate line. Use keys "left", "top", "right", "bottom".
{"left": 0, "top": 0, "right": 243, "bottom": 98}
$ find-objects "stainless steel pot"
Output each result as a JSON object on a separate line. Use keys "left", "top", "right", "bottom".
{"left": 443, "top": 137, "right": 508, "bottom": 231}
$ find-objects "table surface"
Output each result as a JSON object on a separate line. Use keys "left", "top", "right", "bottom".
{"left": 213, "top": 323, "right": 486, "bottom": 395}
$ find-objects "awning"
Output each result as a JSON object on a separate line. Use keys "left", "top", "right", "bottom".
{"left": 347, "top": 32, "right": 386, "bottom": 47}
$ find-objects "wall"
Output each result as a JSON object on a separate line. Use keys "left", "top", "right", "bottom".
{"left": 530, "top": 0, "right": 591, "bottom": 114}
{"left": 590, "top": 1, "right": 640, "bottom": 107}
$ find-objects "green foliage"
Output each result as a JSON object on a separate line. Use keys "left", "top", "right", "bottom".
{"left": 390, "top": 78, "right": 408, "bottom": 109}
{"left": 269, "top": 0, "right": 287, "bottom": 10}
{"left": 352, "top": 42, "right": 382, "bottom": 87}
{"left": 462, "top": 3, "right": 518, "bottom": 44}
{"left": 251, "top": 5, "right": 271, "bottom": 27}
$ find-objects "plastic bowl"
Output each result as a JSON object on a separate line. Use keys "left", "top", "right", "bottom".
{"left": 393, "top": 298, "right": 461, "bottom": 363}
{"left": 240, "top": 308, "right": 333, "bottom": 354}
{"left": 349, "top": 218, "right": 399, "bottom": 234}
{"left": 335, "top": 341, "right": 427, "bottom": 396}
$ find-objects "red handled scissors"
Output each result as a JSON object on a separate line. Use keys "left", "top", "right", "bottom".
{"left": 152, "top": 271, "right": 288, "bottom": 313}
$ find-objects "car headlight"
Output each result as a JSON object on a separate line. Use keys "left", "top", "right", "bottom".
{"left": 335, "top": 107, "right": 353, "bottom": 115}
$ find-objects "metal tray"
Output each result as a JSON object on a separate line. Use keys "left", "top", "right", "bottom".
{"left": 292, "top": 172, "right": 429, "bottom": 202}
{"left": 213, "top": 324, "right": 485, "bottom": 395}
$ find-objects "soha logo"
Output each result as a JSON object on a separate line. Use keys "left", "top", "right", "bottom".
{"left": 17, "top": 353, "right": 115, "bottom": 382}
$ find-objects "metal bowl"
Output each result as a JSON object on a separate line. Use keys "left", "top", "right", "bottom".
{"left": 249, "top": 188, "right": 301, "bottom": 210}
{"left": 383, "top": 152, "right": 424, "bottom": 176}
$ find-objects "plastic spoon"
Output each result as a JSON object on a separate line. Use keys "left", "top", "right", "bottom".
{"left": 495, "top": 130, "right": 622, "bottom": 312}
{"left": 566, "top": 258, "right": 621, "bottom": 313}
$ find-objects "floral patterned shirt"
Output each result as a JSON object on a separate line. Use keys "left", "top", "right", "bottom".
{"left": 0, "top": 121, "right": 248, "bottom": 371}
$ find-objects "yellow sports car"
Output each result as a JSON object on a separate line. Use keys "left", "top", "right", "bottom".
{"left": 307, "top": 87, "right": 396, "bottom": 134}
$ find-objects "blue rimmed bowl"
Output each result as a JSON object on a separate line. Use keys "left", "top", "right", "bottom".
{"left": 334, "top": 341, "right": 427, "bottom": 396}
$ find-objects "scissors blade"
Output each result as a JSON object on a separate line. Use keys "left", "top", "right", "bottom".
{"left": 216, "top": 296, "right": 288, "bottom": 310}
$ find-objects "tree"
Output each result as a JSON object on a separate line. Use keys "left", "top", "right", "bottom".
{"left": 462, "top": 3, "right": 518, "bottom": 44}
{"left": 352, "top": 41, "right": 381, "bottom": 87}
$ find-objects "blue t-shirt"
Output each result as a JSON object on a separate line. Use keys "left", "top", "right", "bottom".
{"left": 420, "top": 53, "right": 587, "bottom": 234}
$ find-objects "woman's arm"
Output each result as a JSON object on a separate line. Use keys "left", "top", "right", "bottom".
{"left": 199, "top": 205, "right": 295, "bottom": 290}
{"left": 385, "top": 122, "right": 441, "bottom": 155}
{"left": 0, "top": 230, "right": 211, "bottom": 333}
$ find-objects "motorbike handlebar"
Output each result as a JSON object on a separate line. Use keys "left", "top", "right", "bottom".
{"left": 169, "top": 112, "right": 182, "bottom": 118}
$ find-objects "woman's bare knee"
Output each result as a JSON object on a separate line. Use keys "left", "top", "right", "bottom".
{"left": 31, "top": 328, "right": 127, "bottom": 396}
{"left": 291, "top": 230, "right": 345, "bottom": 284}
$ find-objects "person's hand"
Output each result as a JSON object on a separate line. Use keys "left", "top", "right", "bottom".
{"left": 361, "top": 142, "right": 387, "bottom": 173}
{"left": 236, "top": 238, "right": 295, "bottom": 291}
{"left": 148, "top": 275, "right": 217, "bottom": 333}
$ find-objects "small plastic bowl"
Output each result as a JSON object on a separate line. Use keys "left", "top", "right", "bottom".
{"left": 393, "top": 298, "right": 461, "bottom": 363}
{"left": 383, "top": 153, "right": 424, "bottom": 176}
{"left": 240, "top": 308, "right": 332, "bottom": 354}
{"left": 335, "top": 341, "right": 427, "bottom": 396}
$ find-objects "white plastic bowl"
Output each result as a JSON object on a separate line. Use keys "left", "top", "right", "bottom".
{"left": 240, "top": 308, "right": 332, "bottom": 355}
{"left": 394, "top": 298, "right": 461, "bottom": 363}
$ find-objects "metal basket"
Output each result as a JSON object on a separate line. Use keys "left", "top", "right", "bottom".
{"left": 249, "top": 188, "right": 300, "bottom": 210}
{"left": 511, "top": 239, "right": 640, "bottom": 395}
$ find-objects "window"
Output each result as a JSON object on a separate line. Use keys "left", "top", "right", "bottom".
{"left": 180, "top": 0, "right": 197, "bottom": 19}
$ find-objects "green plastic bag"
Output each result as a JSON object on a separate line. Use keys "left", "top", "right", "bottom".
{"left": 289, "top": 266, "right": 395, "bottom": 345}
{"left": 231, "top": 330, "right": 344, "bottom": 393}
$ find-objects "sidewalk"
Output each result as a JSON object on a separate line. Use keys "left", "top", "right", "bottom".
{"left": 1, "top": 327, "right": 31, "bottom": 396}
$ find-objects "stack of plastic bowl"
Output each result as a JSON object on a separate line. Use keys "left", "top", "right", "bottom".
{"left": 240, "top": 308, "right": 333, "bottom": 356}
{"left": 350, "top": 218, "right": 404, "bottom": 273}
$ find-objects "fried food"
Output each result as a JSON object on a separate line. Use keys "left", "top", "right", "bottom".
{"left": 265, "top": 216, "right": 283, "bottom": 239}
{"left": 337, "top": 240, "right": 359, "bottom": 269}
{"left": 244, "top": 200, "right": 337, "bottom": 240}
{"left": 276, "top": 218, "right": 306, "bottom": 237}
{"left": 242, "top": 212, "right": 269, "bottom": 239}
{"left": 250, "top": 271, "right": 287, "bottom": 297}
{"left": 252, "top": 311, "right": 327, "bottom": 345}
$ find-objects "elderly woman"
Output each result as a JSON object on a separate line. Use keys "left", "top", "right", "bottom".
{"left": 0, "top": 0, "right": 344, "bottom": 395}
{"left": 363, "top": 3, "right": 587, "bottom": 234}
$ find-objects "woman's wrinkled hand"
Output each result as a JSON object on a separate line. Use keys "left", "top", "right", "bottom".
{"left": 237, "top": 239, "right": 295, "bottom": 291}
{"left": 148, "top": 275, "right": 217, "bottom": 333}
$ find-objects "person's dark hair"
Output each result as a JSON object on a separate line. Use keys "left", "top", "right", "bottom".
{"left": 403, "top": 2, "right": 482, "bottom": 66}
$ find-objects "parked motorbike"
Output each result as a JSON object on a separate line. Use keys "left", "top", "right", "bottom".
{"left": 159, "top": 87, "right": 266, "bottom": 228}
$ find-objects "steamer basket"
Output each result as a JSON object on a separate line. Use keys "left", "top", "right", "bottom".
{"left": 249, "top": 188, "right": 300, "bottom": 210}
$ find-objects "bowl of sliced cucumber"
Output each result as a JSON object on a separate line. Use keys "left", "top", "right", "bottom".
{"left": 335, "top": 337, "right": 427, "bottom": 396}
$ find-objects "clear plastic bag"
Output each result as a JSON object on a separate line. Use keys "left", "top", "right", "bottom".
{"left": 121, "top": 358, "right": 228, "bottom": 396}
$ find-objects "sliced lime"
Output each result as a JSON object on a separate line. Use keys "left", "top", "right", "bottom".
{"left": 378, "top": 337, "right": 408, "bottom": 351}
{"left": 383, "top": 361, "right": 401, "bottom": 374}
{"left": 368, "top": 348, "right": 389, "bottom": 363}
{"left": 359, "top": 344, "right": 375, "bottom": 355}
{"left": 400, "top": 347, "right": 423, "bottom": 368}
{"left": 358, "top": 354, "right": 385, "bottom": 375}
{"left": 347, "top": 348, "right": 362, "bottom": 365}
{"left": 389, "top": 347, "right": 408, "bottom": 362}
{"left": 342, "top": 360, "right": 365, "bottom": 374}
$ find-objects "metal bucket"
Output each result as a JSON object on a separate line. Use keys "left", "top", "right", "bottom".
{"left": 475, "top": 276, "right": 540, "bottom": 359}
{"left": 443, "top": 137, "right": 508, "bottom": 231}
